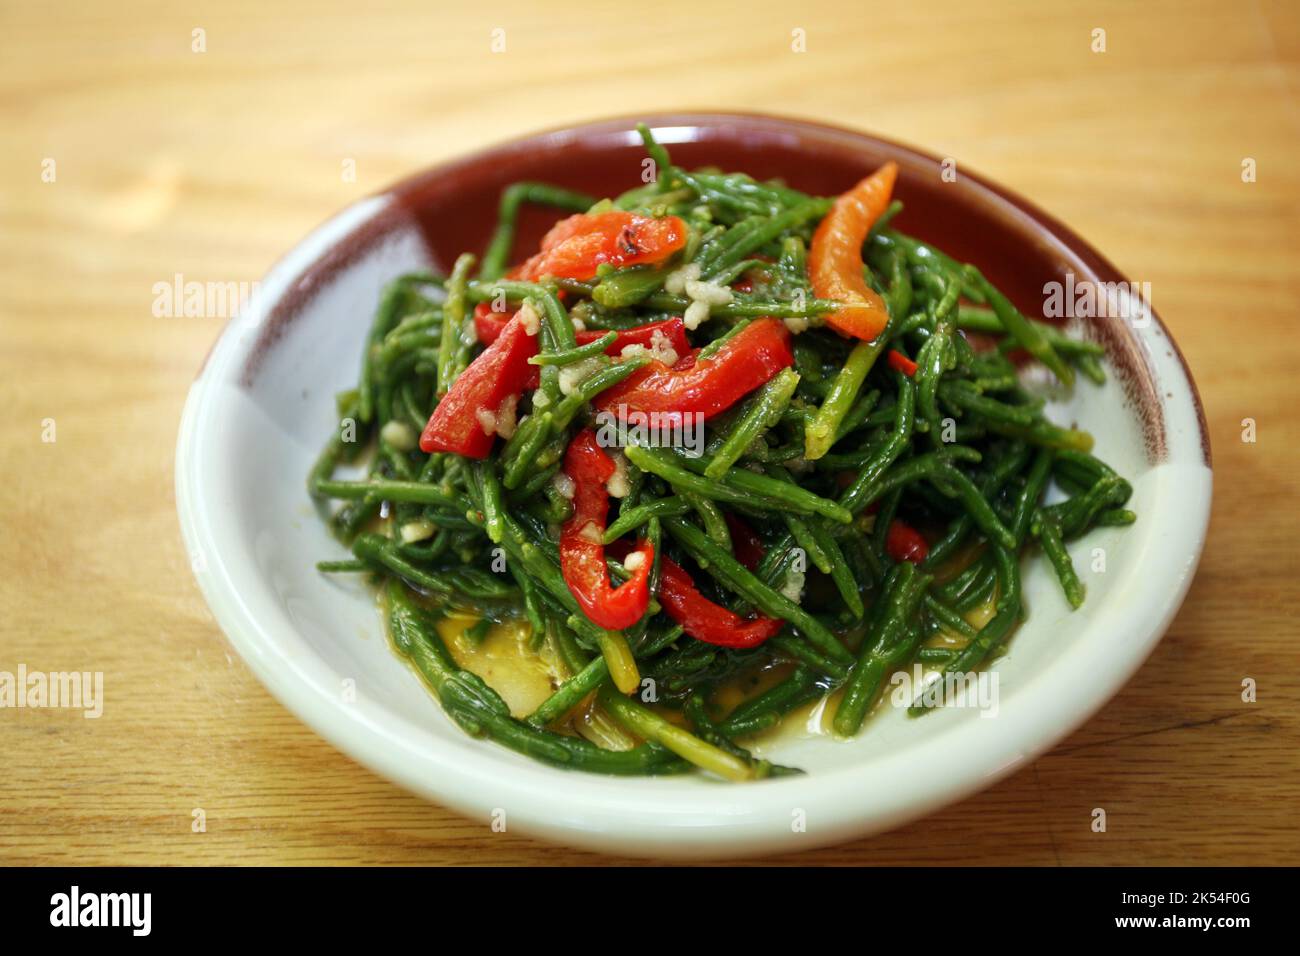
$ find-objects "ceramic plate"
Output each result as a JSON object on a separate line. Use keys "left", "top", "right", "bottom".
{"left": 176, "top": 113, "right": 1211, "bottom": 859}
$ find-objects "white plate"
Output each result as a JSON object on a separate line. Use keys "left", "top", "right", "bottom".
{"left": 176, "top": 115, "right": 1212, "bottom": 859}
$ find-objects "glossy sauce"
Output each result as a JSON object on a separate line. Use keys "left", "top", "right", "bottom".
{"left": 435, "top": 613, "right": 562, "bottom": 718}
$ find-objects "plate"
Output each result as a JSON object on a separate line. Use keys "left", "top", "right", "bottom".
{"left": 176, "top": 113, "right": 1211, "bottom": 859}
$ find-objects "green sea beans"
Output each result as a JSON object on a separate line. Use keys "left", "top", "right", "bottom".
{"left": 309, "top": 124, "right": 1137, "bottom": 777}
{"left": 436, "top": 254, "right": 476, "bottom": 397}
{"left": 706, "top": 368, "right": 800, "bottom": 479}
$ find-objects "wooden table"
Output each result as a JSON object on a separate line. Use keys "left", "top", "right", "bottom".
{"left": 2, "top": 0, "right": 1297, "bottom": 865}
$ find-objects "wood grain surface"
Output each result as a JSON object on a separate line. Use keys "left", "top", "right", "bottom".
{"left": 1, "top": 0, "right": 1298, "bottom": 865}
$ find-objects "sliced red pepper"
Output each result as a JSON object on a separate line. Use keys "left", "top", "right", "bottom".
{"left": 514, "top": 211, "right": 687, "bottom": 282}
{"left": 559, "top": 429, "right": 653, "bottom": 630}
{"left": 471, "top": 304, "right": 541, "bottom": 389}
{"left": 887, "top": 349, "right": 918, "bottom": 377}
{"left": 658, "top": 556, "right": 783, "bottom": 649}
{"left": 809, "top": 162, "right": 898, "bottom": 341}
{"left": 473, "top": 302, "right": 512, "bottom": 346}
{"left": 723, "top": 513, "right": 766, "bottom": 572}
{"left": 418, "top": 311, "right": 537, "bottom": 458}
{"left": 885, "top": 518, "right": 929, "bottom": 565}
{"left": 593, "top": 317, "right": 793, "bottom": 422}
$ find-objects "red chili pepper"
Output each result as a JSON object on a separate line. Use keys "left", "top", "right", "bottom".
{"left": 559, "top": 429, "right": 653, "bottom": 630}
{"left": 887, "top": 349, "right": 918, "bottom": 377}
{"left": 723, "top": 513, "right": 766, "bottom": 572}
{"left": 658, "top": 556, "right": 783, "bottom": 649}
{"left": 594, "top": 317, "right": 793, "bottom": 422}
{"left": 514, "top": 211, "right": 687, "bottom": 282}
{"left": 473, "top": 302, "right": 512, "bottom": 346}
{"left": 471, "top": 304, "right": 543, "bottom": 389}
{"left": 809, "top": 162, "right": 898, "bottom": 341}
{"left": 418, "top": 311, "right": 537, "bottom": 458}
{"left": 885, "top": 518, "right": 929, "bottom": 564}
